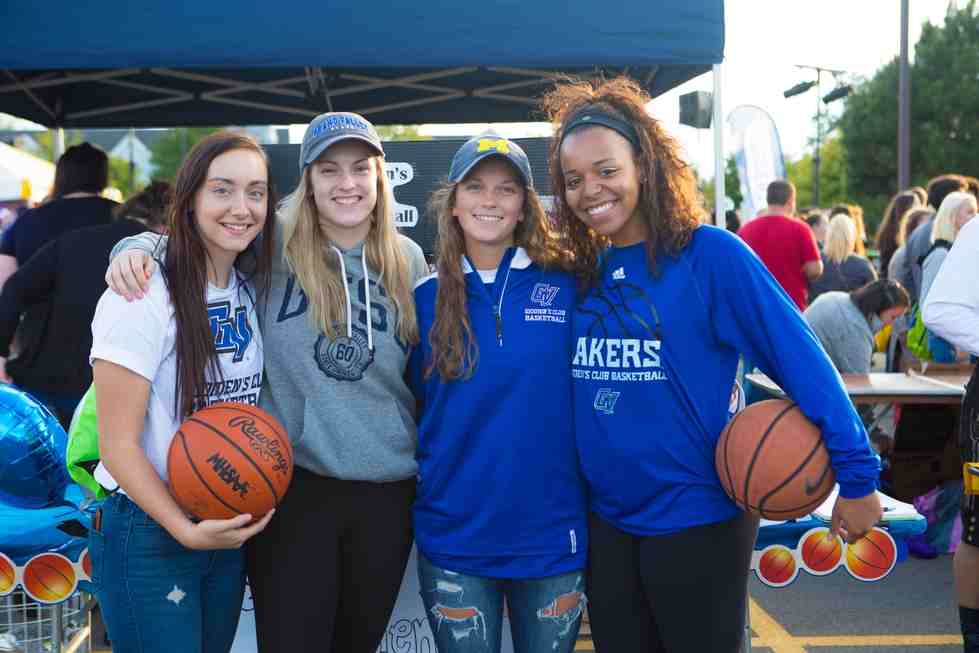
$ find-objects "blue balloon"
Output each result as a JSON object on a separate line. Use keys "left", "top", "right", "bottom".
{"left": 0, "top": 384, "right": 71, "bottom": 509}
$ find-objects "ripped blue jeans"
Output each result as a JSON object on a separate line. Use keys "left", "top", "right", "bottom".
{"left": 88, "top": 493, "right": 245, "bottom": 653}
{"left": 417, "top": 553, "right": 584, "bottom": 653}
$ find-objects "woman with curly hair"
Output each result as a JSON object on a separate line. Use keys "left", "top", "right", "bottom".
{"left": 540, "top": 76, "right": 882, "bottom": 652}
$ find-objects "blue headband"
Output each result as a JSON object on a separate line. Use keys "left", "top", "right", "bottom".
{"left": 559, "top": 110, "right": 641, "bottom": 150}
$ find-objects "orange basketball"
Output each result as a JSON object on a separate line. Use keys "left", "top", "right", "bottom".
{"left": 757, "top": 545, "right": 797, "bottom": 585}
{"left": 845, "top": 528, "right": 896, "bottom": 581}
{"left": 800, "top": 528, "right": 843, "bottom": 574}
{"left": 168, "top": 402, "right": 293, "bottom": 521}
{"left": 716, "top": 399, "right": 835, "bottom": 520}
{"left": 23, "top": 553, "right": 76, "bottom": 603}
{"left": 0, "top": 554, "right": 14, "bottom": 594}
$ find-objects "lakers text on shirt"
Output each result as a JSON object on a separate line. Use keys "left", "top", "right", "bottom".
{"left": 571, "top": 337, "right": 669, "bottom": 382}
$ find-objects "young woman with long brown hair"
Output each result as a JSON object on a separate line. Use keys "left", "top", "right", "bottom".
{"left": 90, "top": 132, "right": 275, "bottom": 652}
{"left": 541, "top": 77, "right": 882, "bottom": 652}
{"left": 105, "top": 113, "right": 427, "bottom": 652}
{"left": 409, "top": 133, "right": 587, "bottom": 653}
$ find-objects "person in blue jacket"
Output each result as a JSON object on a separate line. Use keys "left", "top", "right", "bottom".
{"left": 540, "top": 77, "right": 883, "bottom": 652}
{"left": 409, "top": 133, "right": 588, "bottom": 653}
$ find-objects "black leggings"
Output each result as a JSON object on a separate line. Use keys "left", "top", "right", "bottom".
{"left": 245, "top": 467, "right": 415, "bottom": 653}
{"left": 587, "top": 510, "right": 759, "bottom": 653}
{"left": 960, "top": 367, "right": 979, "bottom": 546}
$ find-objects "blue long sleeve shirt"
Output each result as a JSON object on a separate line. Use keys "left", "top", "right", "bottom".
{"left": 571, "top": 226, "right": 879, "bottom": 536}
{"left": 410, "top": 247, "right": 587, "bottom": 578}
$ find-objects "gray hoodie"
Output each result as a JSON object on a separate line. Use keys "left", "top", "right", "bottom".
{"left": 803, "top": 291, "right": 873, "bottom": 374}
{"left": 110, "top": 230, "right": 428, "bottom": 482}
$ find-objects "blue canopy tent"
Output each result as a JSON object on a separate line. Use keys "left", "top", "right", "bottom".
{"left": 0, "top": 1, "right": 723, "bottom": 128}
{"left": 0, "top": 1, "right": 727, "bottom": 218}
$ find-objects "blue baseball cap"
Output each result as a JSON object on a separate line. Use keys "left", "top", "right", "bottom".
{"left": 299, "top": 112, "right": 383, "bottom": 171}
{"left": 448, "top": 132, "right": 534, "bottom": 188}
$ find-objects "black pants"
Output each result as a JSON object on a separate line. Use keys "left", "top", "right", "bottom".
{"left": 245, "top": 467, "right": 415, "bottom": 653}
{"left": 587, "top": 510, "right": 759, "bottom": 653}
{"left": 961, "top": 367, "right": 979, "bottom": 546}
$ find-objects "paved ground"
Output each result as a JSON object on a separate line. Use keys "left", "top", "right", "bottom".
{"left": 576, "top": 554, "right": 963, "bottom": 652}
{"left": 747, "top": 554, "right": 961, "bottom": 652}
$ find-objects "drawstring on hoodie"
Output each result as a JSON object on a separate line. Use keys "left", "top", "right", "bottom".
{"left": 330, "top": 245, "right": 375, "bottom": 351}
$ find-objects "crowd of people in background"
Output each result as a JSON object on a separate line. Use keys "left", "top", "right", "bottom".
{"left": 733, "top": 175, "right": 977, "bottom": 373}
{"left": 734, "top": 174, "right": 979, "bottom": 651}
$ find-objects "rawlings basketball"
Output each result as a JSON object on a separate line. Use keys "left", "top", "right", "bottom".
{"left": 715, "top": 399, "right": 835, "bottom": 520}
{"left": 168, "top": 403, "right": 293, "bottom": 521}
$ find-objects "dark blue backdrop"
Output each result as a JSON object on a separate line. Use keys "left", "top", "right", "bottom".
{"left": 0, "top": 1, "right": 724, "bottom": 127}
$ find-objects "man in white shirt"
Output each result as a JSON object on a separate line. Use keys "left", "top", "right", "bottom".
{"left": 923, "top": 216, "right": 979, "bottom": 652}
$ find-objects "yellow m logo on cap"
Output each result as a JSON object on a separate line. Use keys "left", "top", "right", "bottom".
{"left": 477, "top": 139, "right": 510, "bottom": 154}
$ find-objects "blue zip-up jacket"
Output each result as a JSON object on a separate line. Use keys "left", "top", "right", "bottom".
{"left": 572, "top": 226, "right": 879, "bottom": 536}
{"left": 409, "top": 247, "right": 587, "bottom": 578}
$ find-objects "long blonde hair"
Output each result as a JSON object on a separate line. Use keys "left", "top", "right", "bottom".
{"left": 931, "top": 191, "right": 975, "bottom": 244}
{"left": 426, "top": 172, "right": 571, "bottom": 380}
{"left": 824, "top": 214, "right": 856, "bottom": 264}
{"left": 278, "top": 157, "right": 418, "bottom": 345}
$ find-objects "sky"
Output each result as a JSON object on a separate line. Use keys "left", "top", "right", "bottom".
{"left": 647, "top": 0, "right": 955, "bottom": 173}
{"left": 418, "top": 1, "right": 956, "bottom": 175}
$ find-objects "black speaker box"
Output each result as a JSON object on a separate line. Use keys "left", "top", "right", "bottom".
{"left": 679, "top": 91, "right": 712, "bottom": 129}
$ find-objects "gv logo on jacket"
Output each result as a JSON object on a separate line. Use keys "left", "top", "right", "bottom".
{"left": 531, "top": 283, "right": 559, "bottom": 307}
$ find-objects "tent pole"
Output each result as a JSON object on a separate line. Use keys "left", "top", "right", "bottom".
{"left": 712, "top": 63, "right": 724, "bottom": 227}
{"left": 53, "top": 127, "right": 65, "bottom": 161}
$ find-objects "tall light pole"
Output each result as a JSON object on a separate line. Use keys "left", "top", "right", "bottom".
{"left": 898, "top": 0, "right": 911, "bottom": 190}
{"left": 785, "top": 65, "right": 850, "bottom": 207}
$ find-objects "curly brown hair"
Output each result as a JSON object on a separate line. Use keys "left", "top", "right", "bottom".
{"left": 540, "top": 76, "right": 704, "bottom": 290}
{"left": 426, "top": 167, "right": 572, "bottom": 381}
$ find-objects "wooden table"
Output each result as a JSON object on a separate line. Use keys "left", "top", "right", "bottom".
{"left": 746, "top": 370, "right": 969, "bottom": 405}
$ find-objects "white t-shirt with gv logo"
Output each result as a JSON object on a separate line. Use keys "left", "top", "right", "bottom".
{"left": 90, "top": 268, "right": 264, "bottom": 493}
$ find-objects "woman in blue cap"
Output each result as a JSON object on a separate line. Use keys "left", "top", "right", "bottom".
{"left": 105, "top": 113, "right": 427, "bottom": 653}
{"left": 541, "top": 76, "right": 882, "bottom": 652}
{"left": 409, "top": 132, "right": 587, "bottom": 653}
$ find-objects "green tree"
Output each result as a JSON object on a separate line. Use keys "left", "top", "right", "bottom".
{"left": 149, "top": 127, "right": 221, "bottom": 181}
{"left": 699, "top": 155, "right": 743, "bottom": 214}
{"left": 785, "top": 135, "right": 849, "bottom": 211}
{"left": 107, "top": 156, "right": 139, "bottom": 198}
{"left": 33, "top": 129, "right": 84, "bottom": 162}
{"left": 839, "top": 1, "right": 979, "bottom": 227}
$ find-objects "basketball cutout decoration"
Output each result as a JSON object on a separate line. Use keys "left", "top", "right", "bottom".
{"left": 800, "top": 528, "right": 843, "bottom": 575}
{"left": 756, "top": 545, "right": 797, "bottom": 587}
{"left": 716, "top": 399, "right": 835, "bottom": 519}
{"left": 168, "top": 403, "right": 293, "bottom": 521}
{"left": 0, "top": 553, "right": 14, "bottom": 595}
{"left": 23, "top": 553, "right": 76, "bottom": 603}
{"left": 845, "top": 528, "right": 897, "bottom": 581}
{"left": 80, "top": 549, "right": 92, "bottom": 580}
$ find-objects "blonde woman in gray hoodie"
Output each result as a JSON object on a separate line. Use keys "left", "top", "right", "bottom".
{"left": 106, "top": 113, "right": 427, "bottom": 653}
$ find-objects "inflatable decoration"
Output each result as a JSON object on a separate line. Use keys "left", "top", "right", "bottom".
{"left": 0, "top": 384, "right": 71, "bottom": 509}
